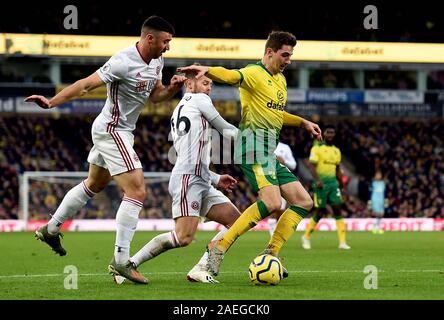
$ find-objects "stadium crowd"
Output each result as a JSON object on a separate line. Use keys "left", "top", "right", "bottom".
{"left": 1, "top": 115, "right": 442, "bottom": 220}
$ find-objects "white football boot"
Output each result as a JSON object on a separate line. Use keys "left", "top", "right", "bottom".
{"left": 338, "top": 243, "right": 351, "bottom": 250}
{"left": 301, "top": 235, "right": 312, "bottom": 250}
{"left": 187, "top": 264, "right": 219, "bottom": 283}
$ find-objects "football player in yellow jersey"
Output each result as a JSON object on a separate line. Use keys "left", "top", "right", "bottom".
{"left": 302, "top": 125, "right": 351, "bottom": 250}
{"left": 178, "top": 31, "right": 322, "bottom": 278}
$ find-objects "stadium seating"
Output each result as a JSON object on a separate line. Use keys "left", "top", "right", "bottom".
{"left": 1, "top": 115, "right": 442, "bottom": 220}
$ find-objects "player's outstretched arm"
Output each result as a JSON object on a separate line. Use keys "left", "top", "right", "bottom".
{"left": 218, "top": 175, "right": 237, "bottom": 193}
{"left": 24, "top": 72, "right": 104, "bottom": 109}
{"left": 149, "top": 75, "right": 187, "bottom": 103}
{"left": 283, "top": 111, "right": 322, "bottom": 141}
{"left": 177, "top": 65, "right": 241, "bottom": 85}
{"left": 209, "top": 171, "right": 237, "bottom": 193}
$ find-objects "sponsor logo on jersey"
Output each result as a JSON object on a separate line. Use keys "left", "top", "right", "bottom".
{"left": 136, "top": 80, "right": 148, "bottom": 92}
{"left": 266, "top": 100, "right": 285, "bottom": 111}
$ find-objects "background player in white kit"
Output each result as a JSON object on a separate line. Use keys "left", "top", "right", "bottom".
{"left": 24, "top": 16, "right": 187, "bottom": 284}
{"left": 126, "top": 72, "right": 241, "bottom": 284}
{"left": 267, "top": 142, "right": 297, "bottom": 236}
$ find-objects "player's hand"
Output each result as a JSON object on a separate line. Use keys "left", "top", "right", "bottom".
{"left": 24, "top": 95, "right": 52, "bottom": 109}
{"left": 176, "top": 65, "right": 209, "bottom": 79}
{"left": 302, "top": 119, "right": 322, "bottom": 141}
{"left": 217, "top": 174, "right": 237, "bottom": 193}
{"left": 169, "top": 75, "right": 187, "bottom": 90}
{"left": 316, "top": 180, "right": 324, "bottom": 189}
{"left": 276, "top": 155, "right": 285, "bottom": 165}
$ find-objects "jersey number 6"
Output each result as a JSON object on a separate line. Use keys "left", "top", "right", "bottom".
{"left": 171, "top": 105, "right": 191, "bottom": 136}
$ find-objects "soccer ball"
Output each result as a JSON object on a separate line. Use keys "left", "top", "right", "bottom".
{"left": 248, "top": 254, "right": 283, "bottom": 285}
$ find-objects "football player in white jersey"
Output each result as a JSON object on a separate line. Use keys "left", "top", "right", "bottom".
{"left": 267, "top": 142, "right": 297, "bottom": 236}
{"left": 127, "top": 72, "right": 241, "bottom": 284}
{"left": 24, "top": 16, "right": 187, "bottom": 284}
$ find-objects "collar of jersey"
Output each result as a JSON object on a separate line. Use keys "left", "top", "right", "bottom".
{"left": 256, "top": 61, "right": 274, "bottom": 78}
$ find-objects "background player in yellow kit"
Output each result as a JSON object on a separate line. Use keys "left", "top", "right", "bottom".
{"left": 302, "top": 125, "right": 351, "bottom": 250}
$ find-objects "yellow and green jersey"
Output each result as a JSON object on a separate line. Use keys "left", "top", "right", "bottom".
{"left": 237, "top": 61, "right": 287, "bottom": 135}
{"left": 236, "top": 62, "right": 287, "bottom": 162}
{"left": 309, "top": 143, "right": 341, "bottom": 183}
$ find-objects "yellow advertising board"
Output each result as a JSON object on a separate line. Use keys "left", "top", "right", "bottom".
{"left": 4, "top": 33, "right": 444, "bottom": 63}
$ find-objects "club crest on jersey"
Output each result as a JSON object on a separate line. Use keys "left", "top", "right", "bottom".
{"left": 156, "top": 66, "right": 161, "bottom": 75}
{"left": 191, "top": 201, "right": 200, "bottom": 211}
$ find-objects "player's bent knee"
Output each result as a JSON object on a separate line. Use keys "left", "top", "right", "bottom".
{"left": 127, "top": 187, "right": 147, "bottom": 201}
{"left": 176, "top": 233, "right": 193, "bottom": 246}
{"left": 300, "top": 198, "right": 313, "bottom": 211}
{"left": 85, "top": 179, "right": 109, "bottom": 193}
{"left": 264, "top": 200, "right": 282, "bottom": 214}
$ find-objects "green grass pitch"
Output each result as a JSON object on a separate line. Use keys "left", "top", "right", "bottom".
{"left": 0, "top": 231, "right": 443, "bottom": 300}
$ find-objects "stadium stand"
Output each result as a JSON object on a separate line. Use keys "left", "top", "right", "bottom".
{"left": 1, "top": 114, "right": 442, "bottom": 220}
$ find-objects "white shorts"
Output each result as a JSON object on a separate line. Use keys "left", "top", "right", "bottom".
{"left": 87, "top": 130, "right": 142, "bottom": 176}
{"left": 169, "top": 174, "right": 230, "bottom": 219}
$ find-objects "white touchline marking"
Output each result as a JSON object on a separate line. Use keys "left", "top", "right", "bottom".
{"left": 0, "top": 269, "right": 442, "bottom": 279}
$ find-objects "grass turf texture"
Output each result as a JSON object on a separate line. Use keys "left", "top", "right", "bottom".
{"left": 0, "top": 231, "right": 443, "bottom": 300}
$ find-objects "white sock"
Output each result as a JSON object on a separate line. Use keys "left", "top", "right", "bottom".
{"left": 114, "top": 197, "right": 143, "bottom": 265}
{"left": 47, "top": 181, "right": 96, "bottom": 234}
{"left": 197, "top": 227, "right": 228, "bottom": 266}
{"left": 268, "top": 218, "right": 277, "bottom": 237}
{"left": 131, "top": 231, "right": 181, "bottom": 267}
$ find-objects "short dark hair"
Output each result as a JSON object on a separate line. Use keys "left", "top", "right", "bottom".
{"left": 323, "top": 124, "right": 336, "bottom": 132}
{"left": 141, "top": 15, "right": 175, "bottom": 35}
{"left": 265, "top": 31, "right": 297, "bottom": 53}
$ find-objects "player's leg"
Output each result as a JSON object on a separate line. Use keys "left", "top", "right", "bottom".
{"left": 266, "top": 180, "right": 312, "bottom": 256}
{"left": 35, "top": 163, "right": 111, "bottom": 256}
{"left": 373, "top": 209, "right": 384, "bottom": 234}
{"left": 215, "top": 163, "right": 281, "bottom": 254}
{"left": 189, "top": 196, "right": 241, "bottom": 281}
{"left": 131, "top": 216, "right": 199, "bottom": 269}
{"left": 328, "top": 184, "right": 350, "bottom": 249}
{"left": 90, "top": 130, "right": 147, "bottom": 283}
{"left": 107, "top": 168, "right": 148, "bottom": 284}
{"left": 302, "top": 208, "right": 324, "bottom": 250}
{"left": 112, "top": 168, "right": 146, "bottom": 263}
{"left": 302, "top": 182, "right": 328, "bottom": 249}
{"left": 331, "top": 205, "right": 350, "bottom": 249}
{"left": 268, "top": 198, "right": 286, "bottom": 237}
{"left": 130, "top": 175, "right": 206, "bottom": 279}
{"left": 217, "top": 185, "right": 281, "bottom": 253}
